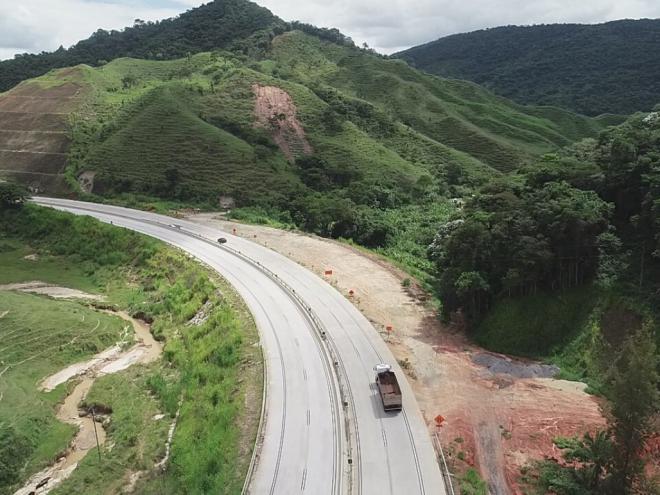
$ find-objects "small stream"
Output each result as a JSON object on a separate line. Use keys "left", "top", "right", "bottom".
{"left": 14, "top": 311, "right": 162, "bottom": 495}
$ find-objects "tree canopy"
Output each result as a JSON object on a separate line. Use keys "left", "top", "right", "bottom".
{"left": 396, "top": 20, "right": 660, "bottom": 116}
{"left": 0, "top": 0, "right": 283, "bottom": 92}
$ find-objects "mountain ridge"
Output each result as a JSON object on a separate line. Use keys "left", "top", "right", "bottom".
{"left": 395, "top": 19, "right": 660, "bottom": 116}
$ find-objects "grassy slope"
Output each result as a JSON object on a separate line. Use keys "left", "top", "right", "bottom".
{"left": 11, "top": 29, "right": 605, "bottom": 206}
{"left": 0, "top": 289, "right": 126, "bottom": 492}
{"left": 265, "top": 32, "right": 605, "bottom": 172}
{"left": 0, "top": 239, "right": 98, "bottom": 292}
{"left": 0, "top": 206, "right": 262, "bottom": 494}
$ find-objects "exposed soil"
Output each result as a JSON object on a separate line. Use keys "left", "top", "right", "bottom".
{"left": 0, "top": 76, "right": 86, "bottom": 193}
{"left": 184, "top": 213, "right": 607, "bottom": 494}
{"left": 13, "top": 293, "right": 163, "bottom": 495}
{"left": 252, "top": 84, "right": 312, "bottom": 161}
{"left": 0, "top": 282, "right": 105, "bottom": 302}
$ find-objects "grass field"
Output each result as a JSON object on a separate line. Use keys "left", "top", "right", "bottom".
{"left": 475, "top": 286, "right": 597, "bottom": 357}
{"left": 48, "top": 363, "right": 171, "bottom": 495}
{"left": 0, "top": 291, "right": 126, "bottom": 493}
{"left": 0, "top": 239, "right": 98, "bottom": 292}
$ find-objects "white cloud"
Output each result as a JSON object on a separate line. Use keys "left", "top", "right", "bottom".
{"left": 1, "top": 0, "right": 659, "bottom": 60}
{"left": 0, "top": 0, "right": 180, "bottom": 60}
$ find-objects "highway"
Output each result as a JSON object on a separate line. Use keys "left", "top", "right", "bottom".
{"left": 34, "top": 197, "right": 447, "bottom": 495}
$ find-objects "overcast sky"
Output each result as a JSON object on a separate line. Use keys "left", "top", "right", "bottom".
{"left": 1, "top": 0, "right": 660, "bottom": 60}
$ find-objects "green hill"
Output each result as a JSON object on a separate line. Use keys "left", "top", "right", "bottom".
{"left": 0, "top": 0, "right": 614, "bottom": 266}
{"left": 396, "top": 19, "right": 660, "bottom": 116}
{"left": 41, "top": 30, "right": 609, "bottom": 203}
{"left": 0, "top": 0, "right": 282, "bottom": 93}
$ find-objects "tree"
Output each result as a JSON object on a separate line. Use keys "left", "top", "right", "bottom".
{"left": 0, "top": 181, "right": 28, "bottom": 209}
{"left": 608, "top": 328, "right": 659, "bottom": 493}
{"left": 560, "top": 430, "right": 614, "bottom": 490}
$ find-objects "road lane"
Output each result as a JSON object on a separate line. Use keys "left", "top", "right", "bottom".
{"left": 34, "top": 197, "right": 446, "bottom": 495}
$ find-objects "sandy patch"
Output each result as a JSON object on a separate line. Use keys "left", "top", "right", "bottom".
{"left": 40, "top": 346, "right": 122, "bottom": 392}
{"left": 184, "top": 212, "right": 606, "bottom": 494}
{"left": 0, "top": 281, "right": 105, "bottom": 301}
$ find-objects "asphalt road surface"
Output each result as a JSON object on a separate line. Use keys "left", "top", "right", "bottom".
{"left": 34, "top": 197, "right": 447, "bottom": 495}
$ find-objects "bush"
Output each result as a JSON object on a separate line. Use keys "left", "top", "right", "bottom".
{"left": 0, "top": 182, "right": 27, "bottom": 209}
{"left": 0, "top": 423, "right": 32, "bottom": 490}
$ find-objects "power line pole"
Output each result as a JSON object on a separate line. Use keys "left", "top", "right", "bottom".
{"left": 90, "top": 406, "right": 102, "bottom": 462}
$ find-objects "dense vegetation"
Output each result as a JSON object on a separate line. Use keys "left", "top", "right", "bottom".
{"left": 396, "top": 20, "right": 660, "bottom": 116}
{"left": 433, "top": 111, "right": 660, "bottom": 329}
{"left": 0, "top": 290, "right": 125, "bottom": 493}
{"left": 533, "top": 328, "right": 658, "bottom": 495}
{"left": 0, "top": 202, "right": 261, "bottom": 494}
{"left": 431, "top": 111, "right": 660, "bottom": 493}
{"left": 4, "top": 21, "right": 608, "bottom": 278}
{"left": 0, "top": 0, "right": 283, "bottom": 92}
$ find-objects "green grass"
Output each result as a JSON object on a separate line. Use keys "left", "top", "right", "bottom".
{"left": 0, "top": 239, "right": 98, "bottom": 292}
{"left": 228, "top": 205, "right": 295, "bottom": 229}
{"left": 475, "top": 286, "right": 598, "bottom": 358}
{"left": 268, "top": 32, "right": 605, "bottom": 172}
{"left": 20, "top": 30, "right": 605, "bottom": 203}
{"left": 49, "top": 363, "right": 171, "bottom": 495}
{"left": 460, "top": 468, "right": 488, "bottom": 495}
{"left": 125, "top": 249, "right": 263, "bottom": 495}
{"left": 0, "top": 291, "right": 126, "bottom": 493}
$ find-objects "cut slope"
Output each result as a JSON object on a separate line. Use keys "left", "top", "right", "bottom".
{"left": 0, "top": 68, "right": 88, "bottom": 193}
{"left": 396, "top": 20, "right": 660, "bottom": 116}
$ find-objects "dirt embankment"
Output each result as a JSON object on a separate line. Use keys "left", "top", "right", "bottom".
{"left": 184, "top": 213, "right": 607, "bottom": 494}
{"left": 12, "top": 287, "right": 162, "bottom": 495}
{"left": 0, "top": 70, "right": 87, "bottom": 194}
{"left": 252, "top": 84, "right": 312, "bottom": 161}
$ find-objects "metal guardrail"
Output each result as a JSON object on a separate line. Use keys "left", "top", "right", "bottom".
{"left": 165, "top": 224, "right": 352, "bottom": 495}
{"left": 434, "top": 432, "right": 457, "bottom": 495}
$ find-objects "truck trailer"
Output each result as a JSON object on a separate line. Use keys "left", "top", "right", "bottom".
{"left": 374, "top": 363, "right": 402, "bottom": 411}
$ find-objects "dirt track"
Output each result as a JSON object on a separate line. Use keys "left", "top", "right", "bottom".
{"left": 185, "top": 213, "right": 606, "bottom": 494}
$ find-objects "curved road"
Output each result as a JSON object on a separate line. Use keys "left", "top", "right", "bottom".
{"left": 35, "top": 197, "right": 446, "bottom": 495}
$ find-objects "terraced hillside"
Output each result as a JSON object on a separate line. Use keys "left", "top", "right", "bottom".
{"left": 0, "top": 69, "right": 87, "bottom": 193}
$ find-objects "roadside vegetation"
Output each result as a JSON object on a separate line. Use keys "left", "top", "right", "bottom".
{"left": 429, "top": 113, "right": 660, "bottom": 493}
{"left": 0, "top": 195, "right": 262, "bottom": 494}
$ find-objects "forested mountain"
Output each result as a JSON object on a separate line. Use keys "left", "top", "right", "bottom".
{"left": 396, "top": 20, "right": 660, "bottom": 116}
{"left": 0, "top": 0, "right": 283, "bottom": 92}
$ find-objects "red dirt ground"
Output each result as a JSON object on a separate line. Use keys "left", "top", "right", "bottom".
{"left": 252, "top": 84, "right": 313, "bottom": 161}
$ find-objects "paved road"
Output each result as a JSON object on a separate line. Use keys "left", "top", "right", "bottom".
{"left": 35, "top": 198, "right": 447, "bottom": 495}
